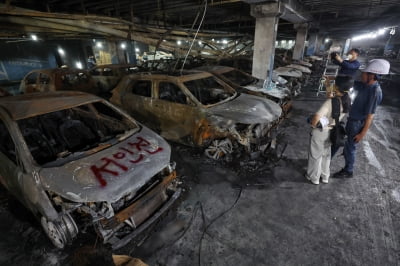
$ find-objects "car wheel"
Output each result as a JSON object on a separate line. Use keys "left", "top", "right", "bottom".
{"left": 204, "top": 138, "right": 233, "bottom": 160}
{"left": 41, "top": 213, "right": 78, "bottom": 249}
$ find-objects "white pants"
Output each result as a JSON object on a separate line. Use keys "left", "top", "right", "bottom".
{"left": 306, "top": 128, "right": 331, "bottom": 183}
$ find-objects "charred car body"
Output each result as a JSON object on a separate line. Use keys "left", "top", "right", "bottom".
{"left": 20, "top": 68, "right": 99, "bottom": 95}
{"left": 273, "top": 66, "right": 303, "bottom": 96}
{"left": 110, "top": 71, "right": 282, "bottom": 159}
{"left": 90, "top": 64, "right": 139, "bottom": 93}
{"left": 0, "top": 91, "right": 180, "bottom": 249}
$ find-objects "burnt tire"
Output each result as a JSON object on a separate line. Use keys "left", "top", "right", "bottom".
{"left": 41, "top": 213, "right": 78, "bottom": 249}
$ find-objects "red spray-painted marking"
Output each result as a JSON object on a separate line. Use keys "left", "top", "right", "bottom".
{"left": 129, "top": 154, "right": 144, "bottom": 164}
{"left": 90, "top": 137, "right": 163, "bottom": 186}
{"left": 91, "top": 157, "right": 128, "bottom": 187}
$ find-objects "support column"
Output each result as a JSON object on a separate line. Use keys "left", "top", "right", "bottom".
{"left": 305, "top": 32, "right": 319, "bottom": 56}
{"left": 343, "top": 38, "right": 351, "bottom": 55}
{"left": 127, "top": 41, "right": 137, "bottom": 64}
{"left": 109, "top": 41, "right": 119, "bottom": 64}
{"left": 250, "top": 3, "right": 282, "bottom": 80}
{"left": 329, "top": 39, "right": 346, "bottom": 54}
{"left": 293, "top": 23, "right": 308, "bottom": 60}
{"left": 116, "top": 41, "right": 127, "bottom": 64}
{"left": 314, "top": 35, "right": 322, "bottom": 54}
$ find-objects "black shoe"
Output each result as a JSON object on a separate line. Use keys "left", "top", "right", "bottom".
{"left": 333, "top": 169, "right": 353, "bottom": 178}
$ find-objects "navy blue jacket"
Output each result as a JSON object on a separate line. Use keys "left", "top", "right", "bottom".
{"left": 349, "top": 81, "right": 382, "bottom": 121}
{"left": 334, "top": 59, "right": 361, "bottom": 78}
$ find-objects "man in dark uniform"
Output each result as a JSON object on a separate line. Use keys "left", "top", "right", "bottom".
{"left": 333, "top": 48, "right": 361, "bottom": 79}
{"left": 87, "top": 55, "right": 96, "bottom": 69}
{"left": 334, "top": 59, "right": 390, "bottom": 178}
{"left": 330, "top": 49, "right": 361, "bottom": 158}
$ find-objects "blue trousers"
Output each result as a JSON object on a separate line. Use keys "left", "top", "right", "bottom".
{"left": 343, "top": 119, "right": 365, "bottom": 173}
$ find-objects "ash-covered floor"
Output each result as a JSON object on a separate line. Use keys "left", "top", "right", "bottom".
{"left": 1, "top": 85, "right": 399, "bottom": 266}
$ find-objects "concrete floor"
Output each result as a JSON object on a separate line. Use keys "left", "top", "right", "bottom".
{"left": 0, "top": 87, "right": 399, "bottom": 265}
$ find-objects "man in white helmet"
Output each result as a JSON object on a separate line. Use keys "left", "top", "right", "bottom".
{"left": 334, "top": 59, "right": 390, "bottom": 178}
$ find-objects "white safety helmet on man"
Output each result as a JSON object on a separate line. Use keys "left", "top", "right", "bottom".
{"left": 362, "top": 59, "right": 390, "bottom": 75}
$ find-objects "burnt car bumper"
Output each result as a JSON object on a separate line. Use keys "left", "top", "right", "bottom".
{"left": 111, "top": 188, "right": 181, "bottom": 250}
{"left": 97, "top": 171, "right": 181, "bottom": 249}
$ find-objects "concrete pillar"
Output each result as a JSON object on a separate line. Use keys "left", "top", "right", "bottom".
{"left": 108, "top": 42, "right": 119, "bottom": 64}
{"left": 116, "top": 42, "right": 127, "bottom": 64}
{"left": 305, "top": 32, "right": 319, "bottom": 56}
{"left": 329, "top": 39, "right": 346, "bottom": 54}
{"left": 343, "top": 38, "right": 351, "bottom": 55}
{"left": 315, "top": 35, "right": 322, "bottom": 54}
{"left": 293, "top": 23, "right": 308, "bottom": 60}
{"left": 127, "top": 41, "right": 137, "bottom": 64}
{"left": 250, "top": 3, "right": 282, "bottom": 80}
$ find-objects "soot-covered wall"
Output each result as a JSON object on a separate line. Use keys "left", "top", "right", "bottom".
{"left": 0, "top": 39, "right": 89, "bottom": 85}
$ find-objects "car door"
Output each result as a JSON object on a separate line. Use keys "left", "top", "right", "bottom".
{"left": 102, "top": 67, "right": 120, "bottom": 91}
{"left": 90, "top": 67, "right": 107, "bottom": 92}
{"left": 121, "top": 79, "right": 161, "bottom": 130}
{"left": 0, "top": 112, "right": 58, "bottom": 218}
{"left": 151, "top": 79, "right": 199, "bottom": 144}
{"left": 38, "top": 73, "right": 51, "bottom": 91}
{"left": 23, "top": 71, "right": 39, "bottom": 93}
{"left": 0, "top": 116, "right": 24, "bottom": 195}
{"left": 73, "top": 71, "right": 96, "bottom": 93}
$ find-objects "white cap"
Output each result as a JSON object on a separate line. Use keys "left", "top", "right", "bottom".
{"left": 362, "top": 59, "right": 390, "bottom": 75}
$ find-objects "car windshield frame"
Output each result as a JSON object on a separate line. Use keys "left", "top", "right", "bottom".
{"left": 221, "top": 69, "right": 258, "bottom": 87}
{"left": 182, "top": 75, "right": 237, "bottom": 108}
{"left": 16, "top": 100, "right": 140, "bottom": 168}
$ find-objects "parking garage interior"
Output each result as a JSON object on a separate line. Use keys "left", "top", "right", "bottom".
{"left": 0, "top": 0, "right": 400, "bottom": 265}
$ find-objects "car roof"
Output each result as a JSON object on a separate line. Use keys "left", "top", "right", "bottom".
{"left": 27, "top": 68, "right": 90, "bottom": 75}
{"left": 128, "top": 69, "right": 208, "bottom": 77}
{"left": 0, "top": 91, "right": 101, "bottom": 120}
{"left": 91, "top": 64, "right": 138, "bottom": 69}
{"left": 195, "top": 65, "right": 234, "bottom": 73}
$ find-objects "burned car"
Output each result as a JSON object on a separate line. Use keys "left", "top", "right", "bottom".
{"left": 286, "top": 64, "right": 312, "bottom": 74}
{"left": 144, "top": 51, "right": 174, "bottom": 61}
{"left": 20, "top": 68, "right": 99, "bottom": 95}
{"left": 0, "top": 91, "right": 180, "bottom": 249}
{"left": 195, "top": 66, "right": 292, "bottom": 115}
{"left": 90, "top": 64, "right": 139, "bottom": 93}
{"left": 110, "top": 71, "right": 282, "bottom": 159}
{"left": 273, "top": 66, "right": 303, "bottom": 96}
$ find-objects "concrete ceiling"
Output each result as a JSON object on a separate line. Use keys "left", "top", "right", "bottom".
{"left": 1, "top": 0, "right": 400, "bottom": 39}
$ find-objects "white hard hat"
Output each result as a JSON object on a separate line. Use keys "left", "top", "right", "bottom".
{"left": 362, "top": 59, "right": 390, "bottom": 75}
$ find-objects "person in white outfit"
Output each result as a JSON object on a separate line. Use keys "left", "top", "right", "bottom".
{"left": 306, "top": 78, "right": 352, "bottom": 184}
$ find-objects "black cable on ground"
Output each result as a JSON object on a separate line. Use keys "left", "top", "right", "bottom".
{"left": 272, "top": 142, "right": 288, "bottom": 166}
{"left": 149, "top": 186, "right": 242, "bottom": 265}
{"left": 198, "top": 186, "right": 243, "bottom": 266}
{"left": 164, "top": 201, "right": 205, "bottom": 248}
{"left": 128, "top": 171, "right": 243, "bottom": 264}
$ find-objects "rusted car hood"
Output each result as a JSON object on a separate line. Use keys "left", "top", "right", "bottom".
{"left": 206, "top": 94, "right": 282, "bottom": 125}
{"left": 295, "top": 60, "right": 312, "bottom": 67}
{"left": 274, "top": 67, "right": 303, "bottom": 78}
{"left": 286, "top": 64, "right": 312, "bottom": 74}
{"left": 39, "top": 126, "right": 171, "bottom": 203}
{"left": 244, "top": 80, "right": 291, "bottom": 100}
{"left": 272, "top": 72, "right": 288, "bottom": 85}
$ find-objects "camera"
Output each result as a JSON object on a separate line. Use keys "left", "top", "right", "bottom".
{"left": 330, "top": 52, "right": 338, "bottom": 59}
{"left": 306, "top": 116, "right": 322, "bottom": 128}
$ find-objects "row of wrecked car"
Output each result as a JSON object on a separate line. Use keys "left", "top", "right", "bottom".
{"left": 1, "top": 55, "right": 314, "bottom": 249}
{"left": 18, "top": 58, "right": 314, "bottom": 159}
